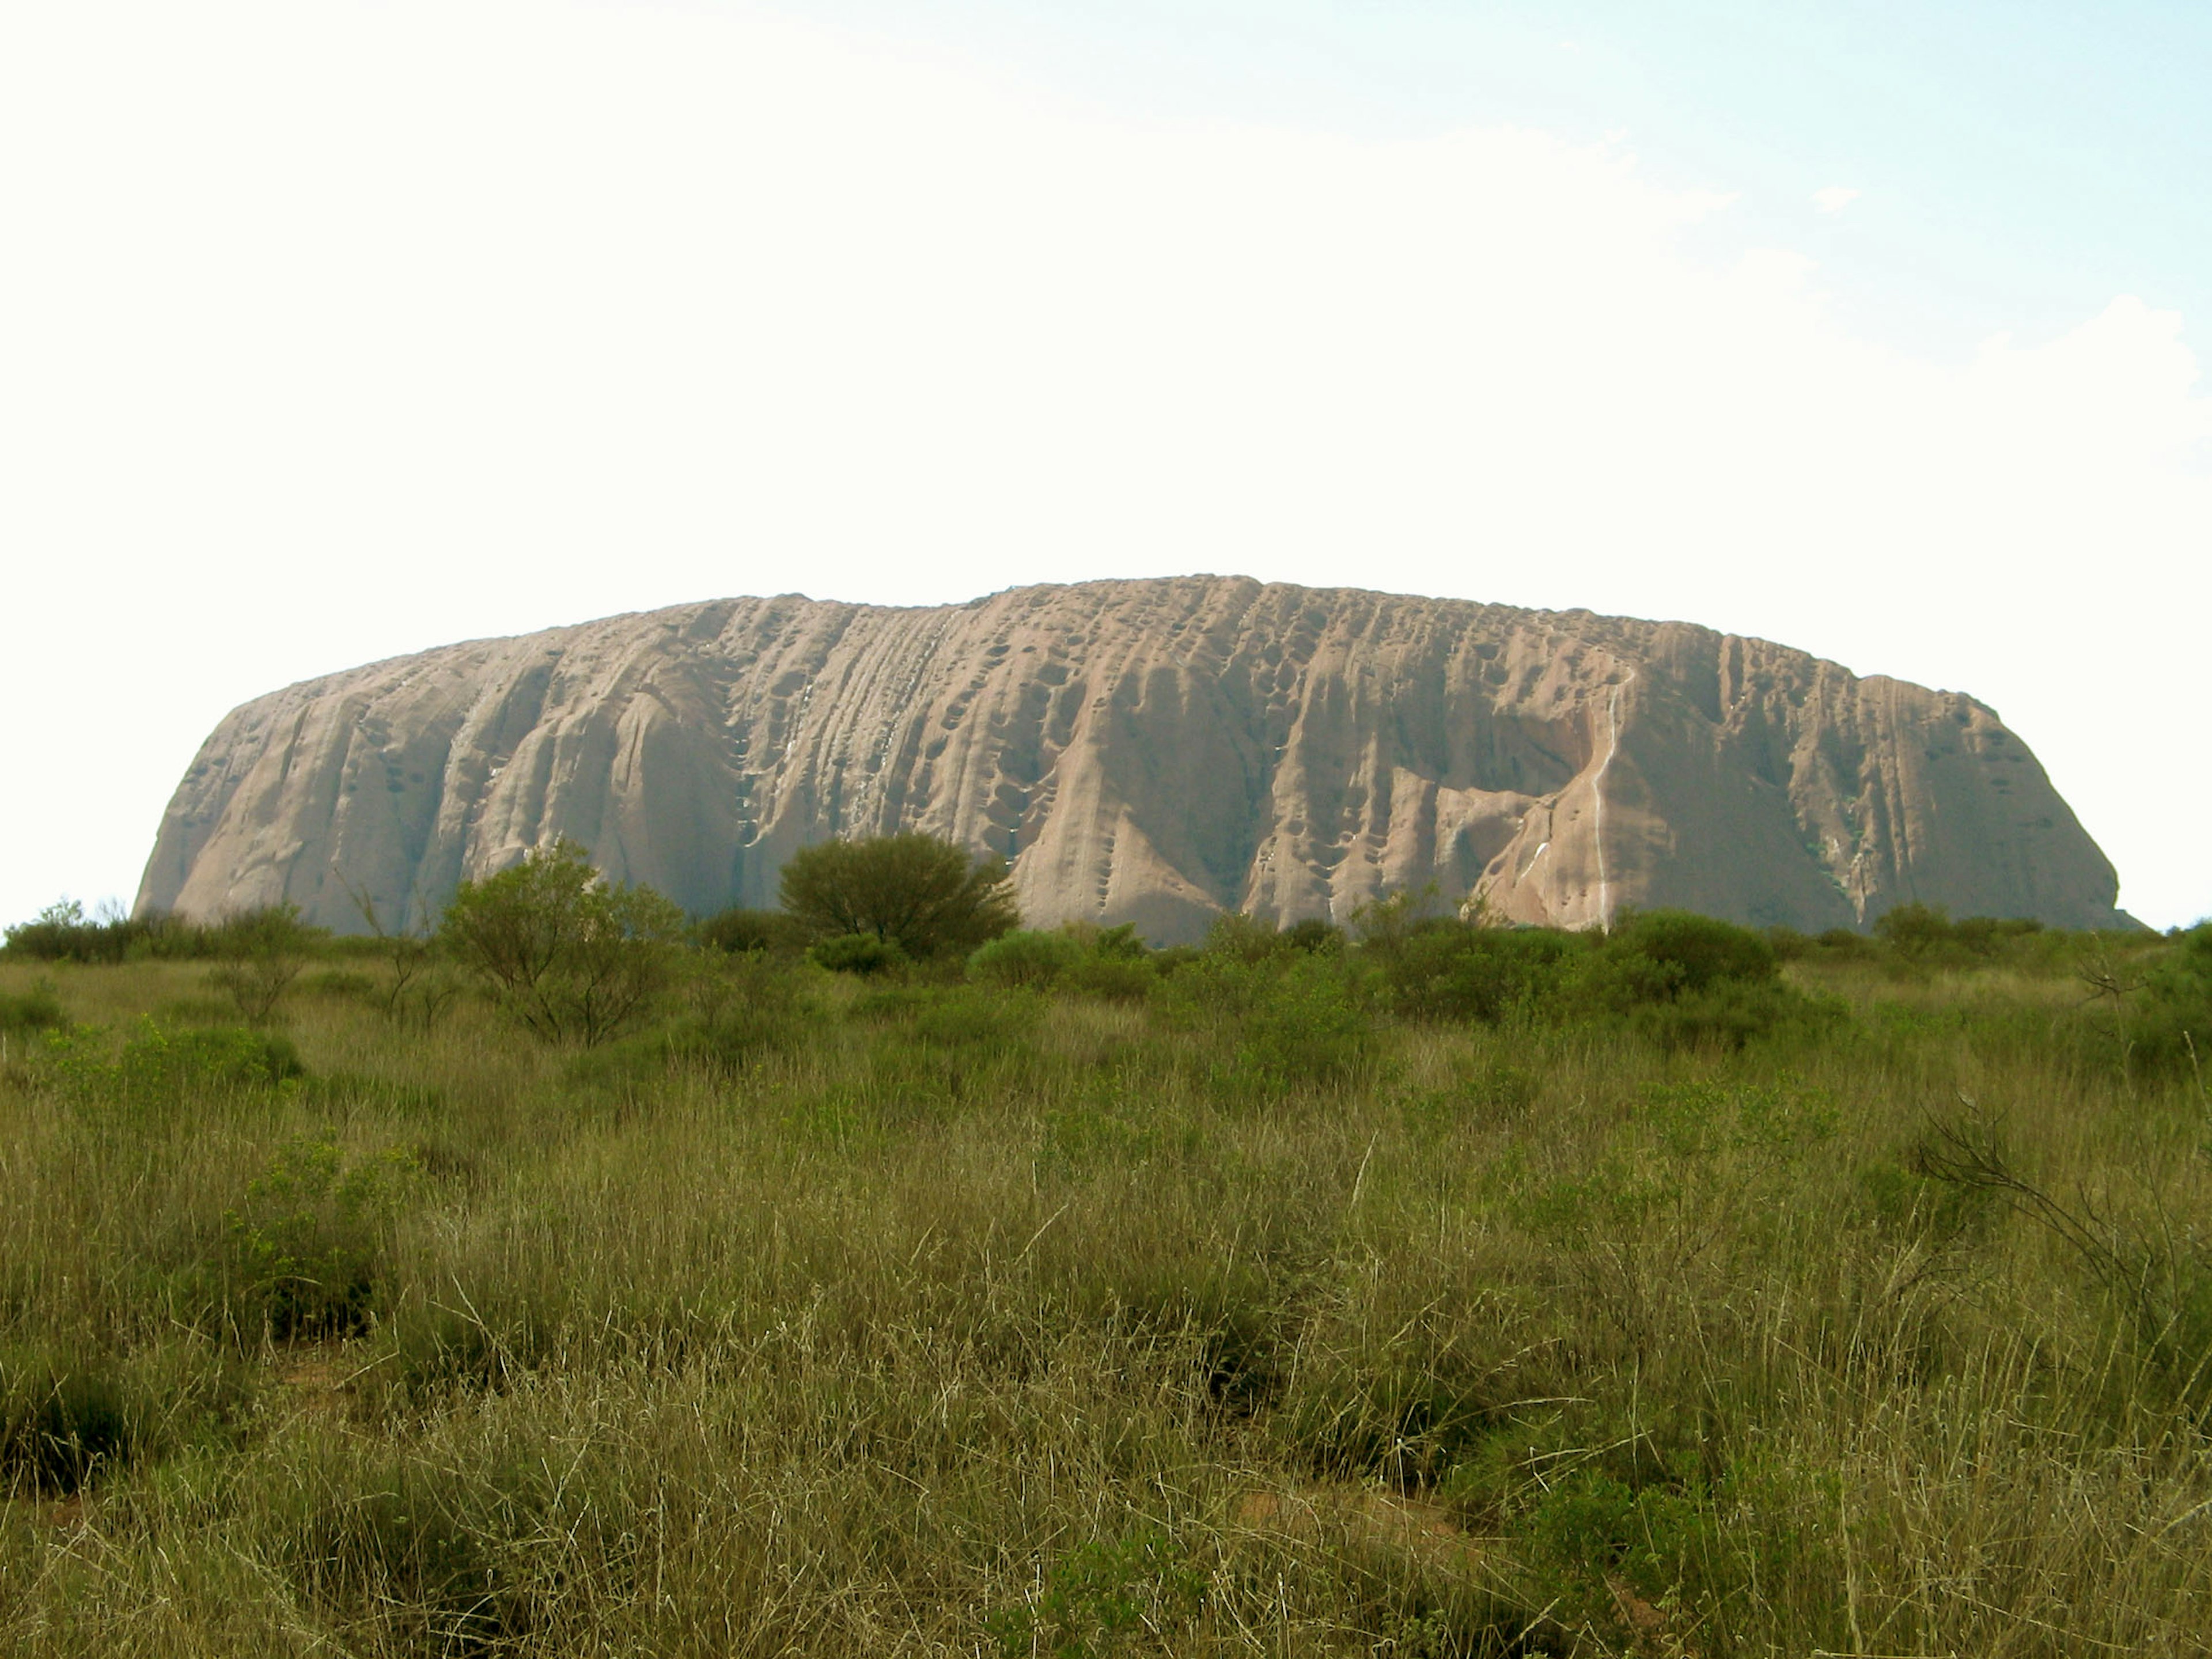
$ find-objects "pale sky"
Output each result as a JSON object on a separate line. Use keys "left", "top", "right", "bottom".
{"left": 3, "top": 1, "right": 2207, "bottom": 929}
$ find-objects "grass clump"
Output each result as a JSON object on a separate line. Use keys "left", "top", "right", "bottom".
{"left": 0, "top": 979, "right": 66, "bottom": 1036}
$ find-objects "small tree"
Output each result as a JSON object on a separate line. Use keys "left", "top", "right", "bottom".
{"left": 348, "top": 884, "right": 460, "bottom": 1032}
{"left": 778, "top": 832, "right": 1018, "bottom": 959}
{"left": 438, "top": 840, "right": 684, "bottom": 1045}
{"left": 208, "top": 904, "right": 317, "bottom": 1023}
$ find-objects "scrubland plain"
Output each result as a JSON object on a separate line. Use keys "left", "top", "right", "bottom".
{"left": 2, "top": 915, "right": 2208, "bottom": 1656}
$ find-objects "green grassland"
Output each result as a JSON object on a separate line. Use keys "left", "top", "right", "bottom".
{"left": 2, "top": 909, "right": 2209, "bottom": 1655}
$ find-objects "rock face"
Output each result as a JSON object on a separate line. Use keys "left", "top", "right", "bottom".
{"left": 138, "top": 576, "right": 2130, "bottom": 940}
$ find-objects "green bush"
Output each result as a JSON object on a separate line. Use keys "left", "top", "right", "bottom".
{"left": 971, "top": 923, "right": 1158, "bottom": 997}
{"left": 850, "top": 983, "right": 1040, "bottom": 1054}
{"left": 1765, "top": 925, "right": 1813, "bottom": 961}
{"left": 1604, "top": 908, "right": 1778, "bottom": 993}
{"left": 985, "top": 1531, "right": 1203, "bottom": 1659}
{"left": 194, "top": 1135, "right": 421, "bottom": 1344}
{"left": 1953, "top": 914, "right": 2046, "bottom": 955}
{"left": 779, "top": 832, "right": 1018, "bottom": 958}
{"left": 810, "top": 932, "right": 908, "bottom": 975}
{"left": 1626, "top": 977, "right": 1847, "bottom": 1052}
{"left": 1152, "top": 951, "right": 1271, "bottom": 1027}
{"left": 1372, "top": 923, "right": 1578, "bottom": 1024}
{"left": 665, "top": 950, "right": 812, "bottom": 1073}
{"left": 123, "top": 1022, "right": 305, "bottom": 1097}
{"left": 439, "top": 839, "right": 685, "bottom": 1045}
{"left": 694, "top": 905, "right": 801, "bottom": 955}
{"left": 1063, "top": 953, "right": 1158, "bottom": 1001}
{"left": 205, "top": 903, "right": 324, "bottom": 1022}
{"left": 0, "top": 978, "right": 67, "bottom": 1033}
{"left": 1551, "top": 910, "right": 1843, "bottom": 1050}
{"left": 2, "top": 899, "right": 148, "bottom": 964}
{"left": 4, "top": 902, "right": 228, "bottom": 964}
{"left": 1232, "top": 955, "right": 1374, "bottom": 1093}
{"left": 1281, "top": 917, "right": 1345, "bottom": 955}
{"left": 36, "top": 1019, "right": 305, "bottom": 1108}
{"left": 1870, "top": 902, "right": 2055, "bottom": 971}
{"left": 2130, "top": 922, "right": 2212, "bottom": 1075}
{"left": 1202, "top": 911, "right": 1294, "bottom": 964}
{"left": 969, "top": 928, "right": 1088, "bottom": 988}
{"left": 1874, "top": 900, "right": 1954, "bottom": 961}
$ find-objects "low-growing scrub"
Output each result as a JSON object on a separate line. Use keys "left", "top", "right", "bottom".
{"left": 0, "top": 979, "right": 66, "bottom": 1035}
{"left": 2, "top": 870, "right": 2207, "bottom": 1654}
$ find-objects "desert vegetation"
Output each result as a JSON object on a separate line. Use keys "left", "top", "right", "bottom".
{"left": 2, "top": 847, "right": 2208, "bottom": 1655}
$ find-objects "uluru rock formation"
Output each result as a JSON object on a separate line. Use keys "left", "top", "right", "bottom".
{"left": 138, "top": 577, "right": 2131, "bottom": 940}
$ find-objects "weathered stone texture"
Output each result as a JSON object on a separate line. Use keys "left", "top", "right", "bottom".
{"left": 138, "top": 577, "right": 2129, "bottom": 938}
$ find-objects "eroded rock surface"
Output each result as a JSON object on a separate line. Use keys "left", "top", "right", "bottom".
{"left": 137, "top": 577, "right": 2130, "bottom": 939}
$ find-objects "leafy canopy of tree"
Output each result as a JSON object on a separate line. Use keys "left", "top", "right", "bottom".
{"left": 438, "top": 839, "right": 684, "bottom": 1045}
{"left": 778, "top": 832, "right": 1019, "bottom": 959}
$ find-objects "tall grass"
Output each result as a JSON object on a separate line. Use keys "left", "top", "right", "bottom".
{"left": 1, "top": 926, "right": 2207, "bottom": 1655}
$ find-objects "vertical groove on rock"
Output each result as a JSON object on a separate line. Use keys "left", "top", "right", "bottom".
{"left": 136, "top": 578, "right": 2132, "bottom": 940}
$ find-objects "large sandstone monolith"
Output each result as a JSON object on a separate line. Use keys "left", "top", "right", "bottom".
{"left": 138, "top": 577, "right": 2132, "bottom": 940}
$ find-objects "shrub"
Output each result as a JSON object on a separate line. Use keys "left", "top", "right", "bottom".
{"left": 206, "top": 903, "right": 321, "bottom": 1022}
{"left": 1063, "top": 953, "right": 1158, "bottom": 1002}
{"left": 1349, "top": 885, "right": 1455, "bottom": 950}
{"left": 986, "top": 1531, "right": 1203, "bottom": 1658}
{"left": 1874, "top": 900, "right": 1953, "bottom": 961}
{"left": 39, "top": 1020, "right": 308, "bottom": 1109}
{"left": 1953, "top": 914, "right": 2046, "bottom": 956}
{"left": 439, "top": 839, "right": 685, "bottom": 1045}
{"left": 1281, "top": 917, "right": 1344, "bottom": 955}
{"left": 668, "top": 951, "right": 812, "bottom": 1073}
{"left": 778, "top": 832, "right": 1018, "bottom": 959}
{"left": 695, "top": 905, "right": 801, "bottom": 955}
{"left": 124, "top": 1023, "right": 304, "bottom": 1097}
{"left": 810, "top": 932, "right": 909, "bottom": 975}
{"left": 1765, "top": 925, "right": 1813, "bottom": 961}
{"left": 1626, "top": 977, "right": 1846, "bottom": 1052}
{"left": 0, "top": 978, "right": 67, "bottom": 1034}
{"left": 350, "top": 889, "right": 461, "bottom": 1031}
{"left": 969, "top": 928, "right": 1088, "bottom": 989}
{"left": 1089, "top": 922, "right": 1150, "bottom": 960}
{"left": 2, "top": 903, "right": 221, "bottom": 963}
{"left": 1557, "top": 910, "right": 1842, "bottom": 1050}
{"left": 196, "top": 1135, "right": 421, "bottom": 1343}
{"left": 2131, "top": 923, "right": 2212, "bottom": 1075}
{"left": 1234, "top": 955, "right": 1375, "bottom": 1092}
{"left": 1605, "top": 908, "right": 1778, "bottom": 993}
{"left": 1152, "top": 952, "right": 1272, "bottom": 1027}
{"left": 1372, "top": 924, "right": 1578, "bottom": 1024}
{"left": 1202, "top": 911, "right": 1293, "bottom": 964}
{"left": 3, "top": 900, "right": 90, "bottom": 961}
{"left": 974, "top": 923, "right": 1159, "bottom": 999}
